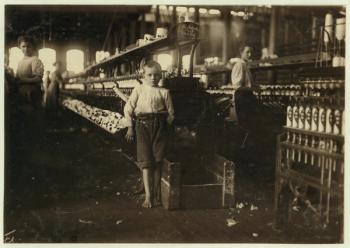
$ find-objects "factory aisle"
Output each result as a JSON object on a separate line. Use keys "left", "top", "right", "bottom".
{"left": 4, "top": 110, "right": 340, "bottom": 243}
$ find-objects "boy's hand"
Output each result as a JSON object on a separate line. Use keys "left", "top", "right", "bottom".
{"left": 125, "top": 127, "right": 134, "bottom": 143}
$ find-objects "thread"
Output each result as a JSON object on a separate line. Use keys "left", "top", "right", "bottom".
{"left": 305, "top": 106, "right": 312, "bottom": 130}
{"left": 333, "top": 109, "right": 341, "bottom": 135}
{"left": 298, "top": 106, "right": 305, "bottom": 129}
{"left": 332, "top": 55, "right": 341, "bottom": 67}
{"left": 318, "top": 107, "right": 326, "bottom": 132}
{"left": 325, "top": 108, "right": 333, "bottom": 133}
{"left": 292, "top": 105, "right": 299, "bottom": 128}
{"left": 286, "top": 106, "right": 293, "bottom": 127}
{"left": 324, "top": 13, "right": 333, "bottom": 43}
{"left": 311, "top": 106, "right": 319, "bottom": 131}
{"left": 156, "top": 28, "right": 168, "bottom": 38}
{"left": 335, "top": 18, "right": 345, "bottom": 41}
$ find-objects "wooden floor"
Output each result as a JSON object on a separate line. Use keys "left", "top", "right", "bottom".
{"left": 3, "top": 109, "right": 342, "bottom": 243}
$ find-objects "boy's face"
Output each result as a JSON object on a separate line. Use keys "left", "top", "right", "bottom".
{"left": 241, "top": 47, "right": 252, "bottom": 62}
{"left": 143, "top": 66, "right": 161, "bottom": 87}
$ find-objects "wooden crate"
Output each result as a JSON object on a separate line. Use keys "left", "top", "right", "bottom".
{"left": 161, "top": 160, "right": 181, "bottom": 210}
{"left": 161, "top": 153, "right": 235, "bottom": 210}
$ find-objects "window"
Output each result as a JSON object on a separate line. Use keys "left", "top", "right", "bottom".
{"left": 96, "top": 51, "right": 102, "bottom": 63}
{"left": 66, "top": 49, "right": 84, "bottom": 73}
{"left": 95, "top": 51, "right": 110, "bottom": 63}
{"left": 39, "top": 48, "right": 56, "bottom": 72}
{"left": 182, "top": 55, "right": 190, "bottom": 71}
{"left": 8, "top": 47, "right": 23, "bottom": 74}
{"left": 157, "top": 53, "right": 172, "bottom": 70}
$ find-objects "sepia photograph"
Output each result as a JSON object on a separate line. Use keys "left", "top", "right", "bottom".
{"left": 2, "top": 1, "right": 348, "bottom": 245}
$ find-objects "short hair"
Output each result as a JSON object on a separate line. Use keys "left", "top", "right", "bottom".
{"left": 17, "top": 35, "right": 36, "bottom": 49}
{"left": 142, "top": 60, "right": 162, "bottom": 71}
{"left": 238, "top": 43, "right": 252, "bottom": 56}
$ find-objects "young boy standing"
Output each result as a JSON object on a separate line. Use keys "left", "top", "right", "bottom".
{"left": 124, "top": 61, "right": 174, "bottom": 208}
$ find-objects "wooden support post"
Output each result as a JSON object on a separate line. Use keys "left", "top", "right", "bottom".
{"left": 284, "top": 20, "right": 290, "bottom": 45}
{"left": 268, "top": 7, "right": 278, "bottom": 54}
{"left": 268, "top": 7, "right": 279, "bottom": 84}
{"left": 172, "top": 5, "right": 177, "bottom": 26}
{"left": 312, "top": 16, "right": 318, "bottom": 41}
{"left": 170, "top": 6, "right": 179, "bottom": 70}
{"left": 155, "top": 5, "right": 160, "bottom": 32}
{"left": 121, "top": 25, "right": 128, "bottom": 51}
{"left": 129, "top": 20, "right": 137, "bottom": 45}
{"left": 274, "top": 134, "right": 287, "bottom": 230}
{"left": 120, "top": 25, "right": 128, "bottom": 74}
{"left": 194, "top": 7, "right": 200, "bottom": 65}
{"left": 176, "top": 43, "right": 182, "bottom": 77}
{"left": 222, "top": 9, "right": 231, "bottom": 64}
{"left": 189, "top": 41, "right": 199, "bottom": 78}
{"left": 161, "top": 159, "right": 181, "bottom": 210}
{"left": 261, "top": 28, "right": 266, "bottom": 50}
{"left": 222, "top": 161, "right": 235, "bottom": 208}
{"left": 140, "top": 14, "right": 146, "bottom": 38}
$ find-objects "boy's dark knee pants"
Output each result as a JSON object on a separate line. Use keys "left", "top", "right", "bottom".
{"left": 135, "top": 115, "right": 167, "bottom": 169}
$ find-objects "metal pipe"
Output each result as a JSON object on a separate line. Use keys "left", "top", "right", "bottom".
{"left": 189, "top": 41, "right": 199, "bottom": 78}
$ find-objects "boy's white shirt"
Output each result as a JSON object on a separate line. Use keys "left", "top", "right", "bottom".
{"left": 230, "top": 58, "right": 253, "bottom": 89}
{"left": 123, "top": 82, "right": 175, "bottom": 127}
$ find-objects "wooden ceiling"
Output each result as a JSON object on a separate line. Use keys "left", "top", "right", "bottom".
{"left": 5, "top": 5, "right": 344, "bottom": 47}
{"left": 5, "top": 5, "right": 151, "bottom": 45}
